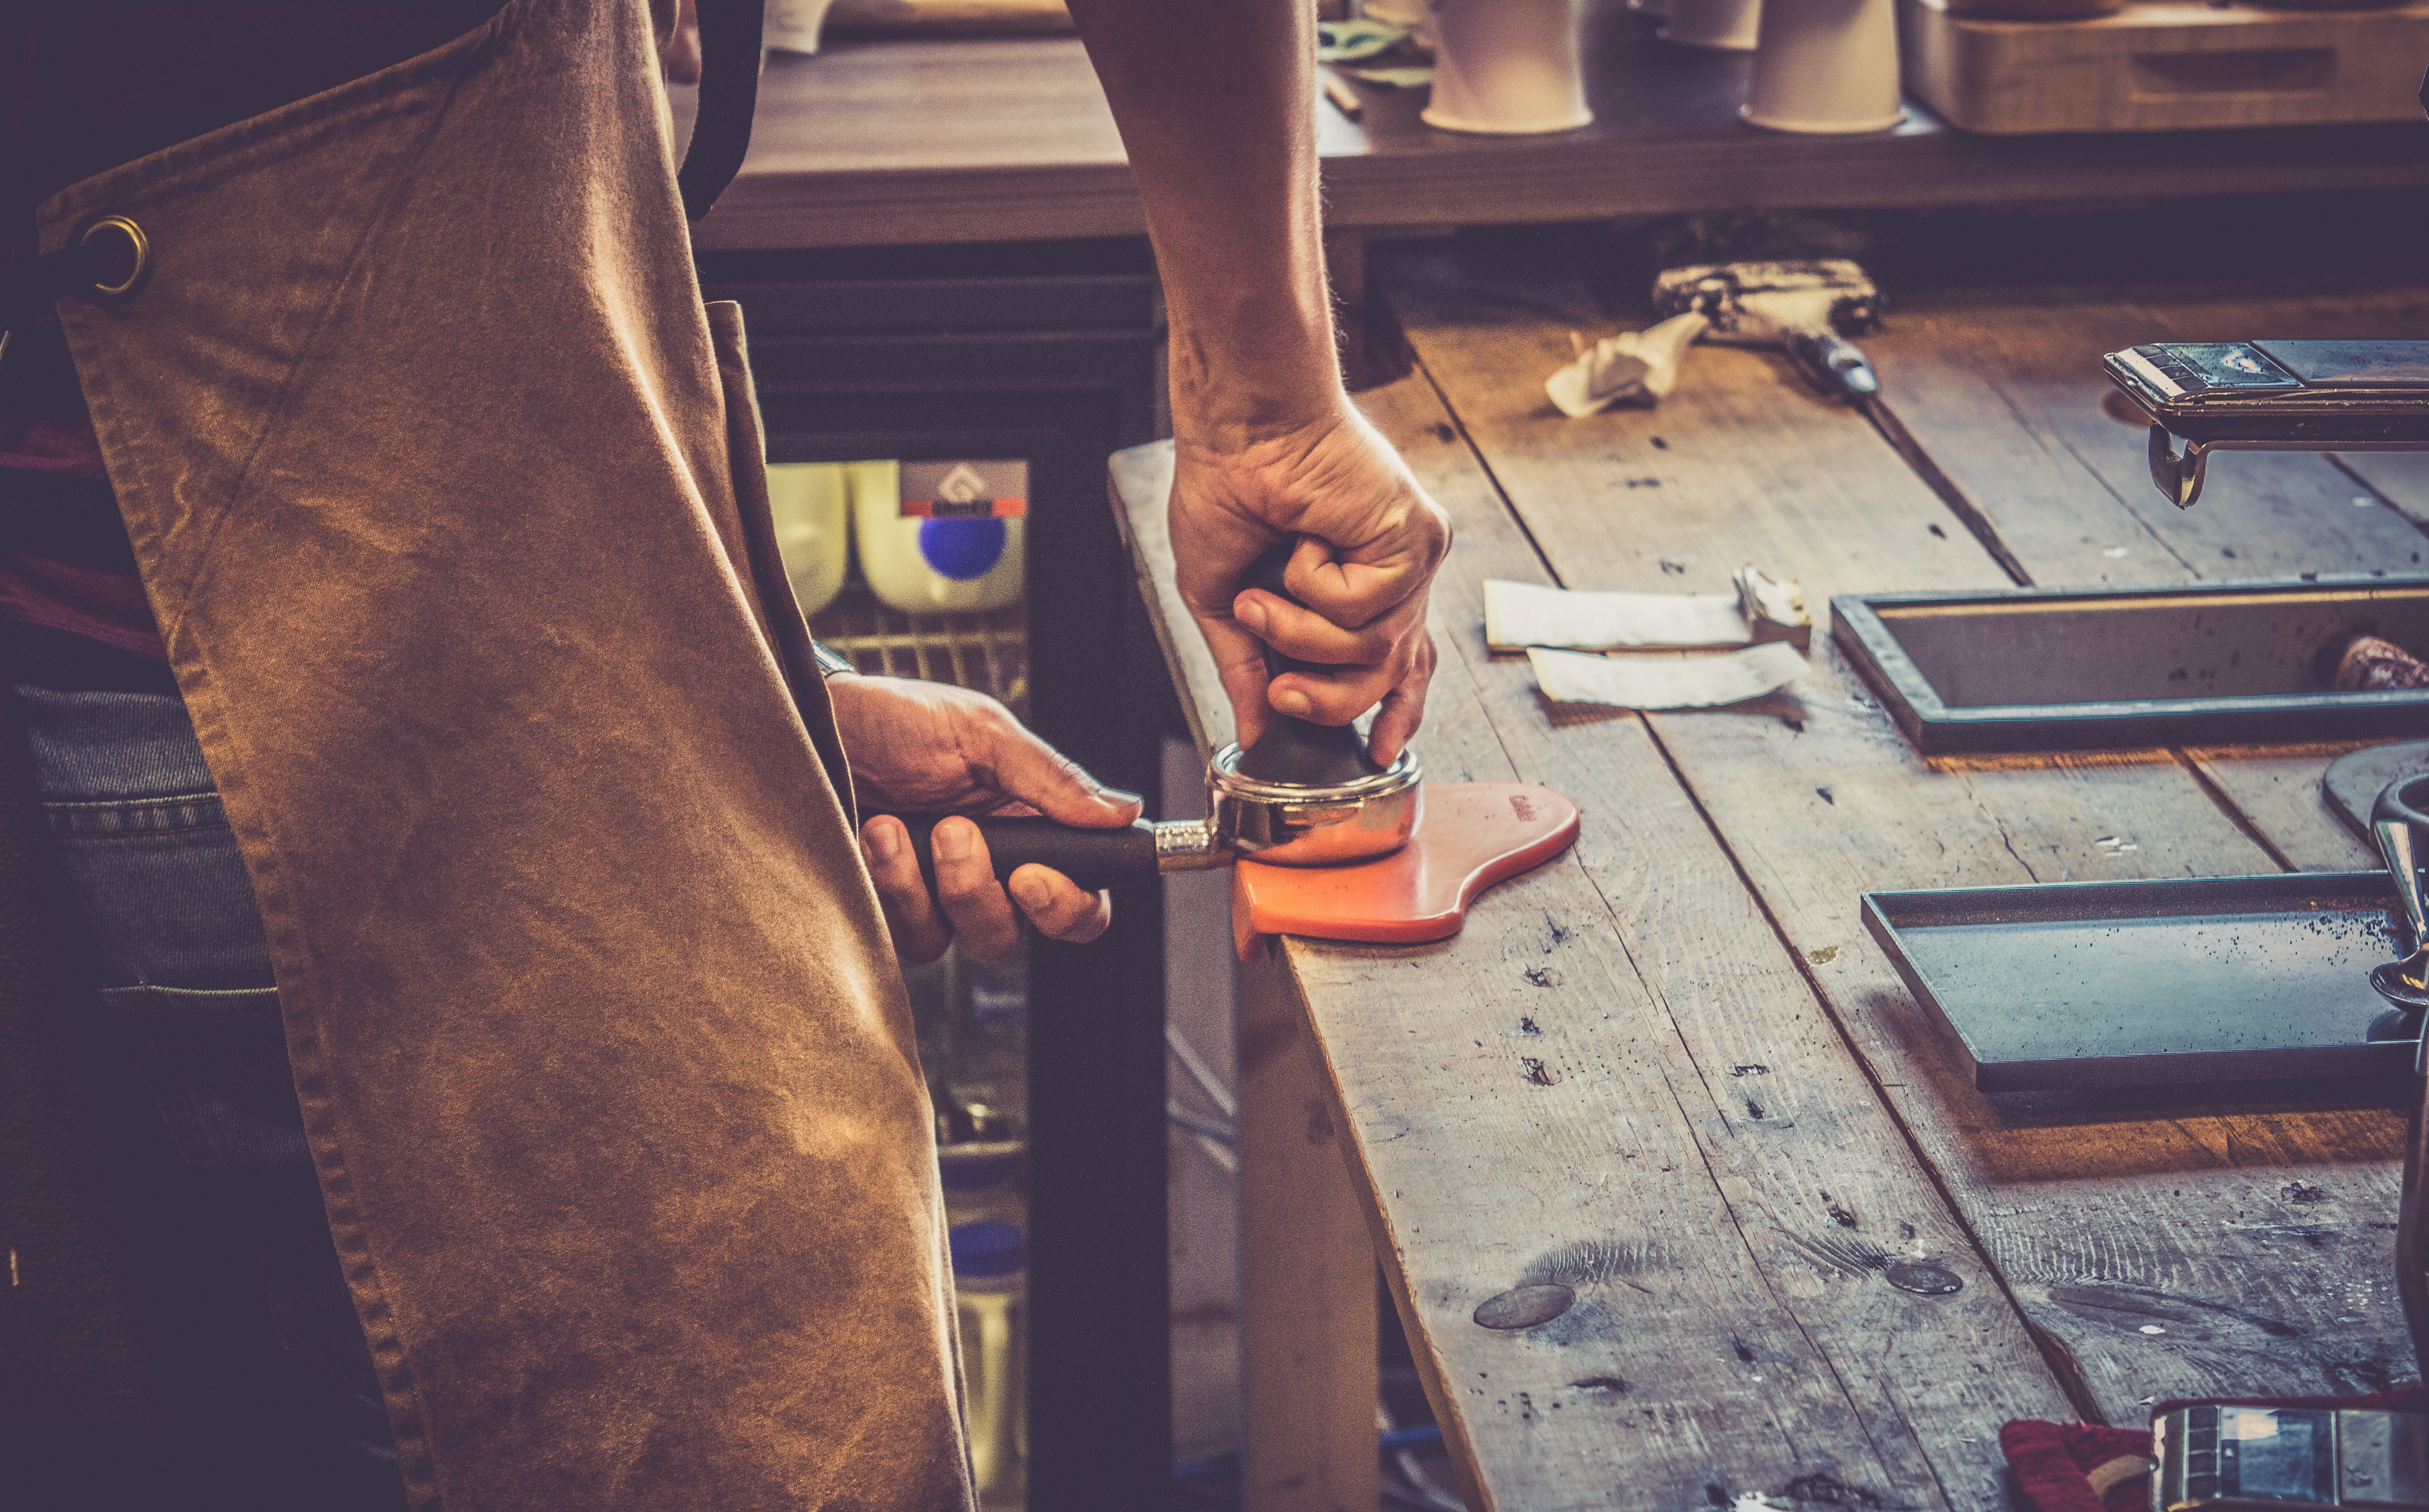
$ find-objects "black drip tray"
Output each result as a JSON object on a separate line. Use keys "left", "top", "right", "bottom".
{"left": 1863, "top": 873, "right": 2411, "bottom": 1090}
{"left": 1833, "top": 576, "right": 2429, "bottom": 754}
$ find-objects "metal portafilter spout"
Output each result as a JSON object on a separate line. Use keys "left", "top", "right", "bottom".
{"left": 888, "top": 541, "right": 1422, "bottom": 893}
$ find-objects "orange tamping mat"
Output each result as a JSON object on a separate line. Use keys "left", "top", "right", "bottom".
{"left": 1229, "top": 783, "right": 1581, "bottom": 958}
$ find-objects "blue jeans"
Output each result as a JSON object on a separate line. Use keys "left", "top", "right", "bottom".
{"left": 12, "top": 683, "right": 406, "bottom": 1511}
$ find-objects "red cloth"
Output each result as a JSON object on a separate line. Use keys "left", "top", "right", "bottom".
{"left": 2000, "top": 1420, "right": 2154, "bottom": 1512}
{"left": 0, "top": 553, "right": 164, "bottom": 658}
{"left": 0, "top": 418, "right": 107, "bottom": 482}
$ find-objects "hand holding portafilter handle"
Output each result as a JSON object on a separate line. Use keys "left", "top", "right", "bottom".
{"left": 879, "top": 542, "right": 1409, "bottom": 897}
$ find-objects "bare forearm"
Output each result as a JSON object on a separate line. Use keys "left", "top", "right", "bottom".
{"left": 1065, "top": 0, "right": 1343, "bottom": 447}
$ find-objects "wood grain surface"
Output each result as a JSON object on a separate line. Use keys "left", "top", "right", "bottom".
{"left": 1237, "top": 949, "right": 1380, "bottom": 1512}
{"left": 1860, "top": 283, "right": 2429, "bottom": 869}
{"left": 682, "top": 15, "right": 2429, "bottom": 251}
{"left": 1114, "top": 403, "right": 2075, "bottom": 1508}
{"left": 1378, "top": 248, "right": 2422, "bottom": 1449}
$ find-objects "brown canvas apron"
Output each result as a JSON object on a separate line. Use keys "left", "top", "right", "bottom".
{"left": 33, "top": 1, "right": 971, "bottom": 1505}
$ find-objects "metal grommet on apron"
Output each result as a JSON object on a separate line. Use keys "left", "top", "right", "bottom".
{"left": 77, "top": 216, "right": 151, "bottom": 301}
{"left": 0, "top": 215, "right": 149, "bottom": 371}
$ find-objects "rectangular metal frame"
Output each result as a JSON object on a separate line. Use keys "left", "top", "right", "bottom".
{"left": 1863, "top": 872, "right": 2414, "bottom": 1091}
{"left": 1832, "top": 576, "right": 2429, "bottom": 754}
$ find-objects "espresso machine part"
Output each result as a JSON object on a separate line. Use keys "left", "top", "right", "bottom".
{"left": 892, "top": 756, "right": 1425, "bottom": 894}
{"left": 2101, "top": 340, "right": 2429, "bottom": 509}
{"left": 892, "top": 540, "right": 1423, "bottom": 894}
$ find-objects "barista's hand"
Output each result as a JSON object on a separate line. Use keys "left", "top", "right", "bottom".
{"left": 1169, "top": 401, "right": 1449, "bottom": 768}
{"left": 832, "top": 675, "right": 1139, "bottom": 964}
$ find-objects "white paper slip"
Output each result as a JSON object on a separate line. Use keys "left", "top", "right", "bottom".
{"left": 1487, "top": 579, "right": 1744, "bottom": 651}
{"left": 1485, "top": 570, "right": 1809, "bottom": 653}
{"left": 1527, "top": 643, "right": 1807, "bottom": 710}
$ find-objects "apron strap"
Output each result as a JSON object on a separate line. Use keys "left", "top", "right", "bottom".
{"left": 677, "top": 0, "right": 768, "bottom": 223}
{"left": 3, "top": 0, "right": 755, "bottom": 337}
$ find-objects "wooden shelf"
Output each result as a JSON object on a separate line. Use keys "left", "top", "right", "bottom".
{"left": 687, "top": 4, "right": 2429, "bottom": 251}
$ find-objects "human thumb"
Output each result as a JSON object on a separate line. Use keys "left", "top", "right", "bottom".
{"left": 987, "top": 722, "right": 1143, "bottom": 829}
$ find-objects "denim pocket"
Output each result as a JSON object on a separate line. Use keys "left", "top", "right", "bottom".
{"left": 47, "top": 791, "right": 278, "bottom": 990}
{"left": 96, "top": 983, "right": 309, "bottom": 1171}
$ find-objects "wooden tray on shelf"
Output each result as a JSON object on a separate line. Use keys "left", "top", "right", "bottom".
{"left": 1900, "top": 0, "right": 2429, "bottom": 134}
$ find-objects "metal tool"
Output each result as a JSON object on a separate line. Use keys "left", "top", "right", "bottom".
{"left": 891, "top": 541, "right": 1423, "bottom": 892}
{"left": 2372, "top": 775, "right": 2429, "bottom": 1386}
{"left": 1652, "top": 260, "right": 2033, "bottom": 584}
{"left": 2101, "top": 339, "right": 2429, "bottom": 509}
{"left": 1836, "top": 577, "right": 2429, "bottom": 757}
{"left": 1651, "top": 258, "right": 1882, "bottom": 400}
{"left": 1864, "top": 872, "right": 2411, "bottom": 1091}
{"left": 2371, "top": 777, "right": 2429, "bottom": 1014}
{"left": 2324, "top": 742, "right": 2429, "bottom": 842}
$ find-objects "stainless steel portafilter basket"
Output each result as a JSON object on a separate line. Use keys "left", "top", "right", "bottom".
{"left": 1203, "top": 742, "right": 1422, "bottom": 867}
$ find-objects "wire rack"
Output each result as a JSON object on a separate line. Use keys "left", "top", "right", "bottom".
{"left": 810, "top": 588, "right": 1029, "bottom": 716}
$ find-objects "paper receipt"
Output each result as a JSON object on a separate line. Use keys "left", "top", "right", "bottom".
{"left": 1486, "top": 571, "right": 1809, "bottom": 653}
{"left": 1527, "top": 643, "right": 1807, "bottom": 710}
{"left": 1488, "top": 580, "right": 1747, "bottom": 651}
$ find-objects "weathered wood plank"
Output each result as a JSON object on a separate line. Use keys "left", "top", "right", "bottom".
{"left": 2341, "top": 453, "right": 2429, "bottom": 529}
{"left": 2180, "top": 745, "right": 2377, "bottom": 873}
{"left": 1115, "top": 395, "right": 2072, "bottom": 1508}
{"left": 1382, "top": 252, "right": 2416, "bottom": 1431}
{"left": 1238, "top": 949, "right": 1380, "bottom": 1512}
{"left": 1865, "top": 283, "right": 2429, "bottom": 590}
{"left": 1862, "top": 287, "right": 2429, "bottom": 871}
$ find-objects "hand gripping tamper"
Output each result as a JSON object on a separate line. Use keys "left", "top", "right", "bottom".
{"left": 892, "top": 544, "right": 1579, "bottom": 955}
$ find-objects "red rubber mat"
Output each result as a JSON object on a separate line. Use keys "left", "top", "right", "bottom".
{"left": 1231, "top": 783, "right": 1580, "bottom": 958}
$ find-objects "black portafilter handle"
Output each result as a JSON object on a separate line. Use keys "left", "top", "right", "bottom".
{"left": 1234, "top": 542, "right": 1385, "bottom": 787}
{"left": 889, "top": 814, "right": 1166, "bottom": 895}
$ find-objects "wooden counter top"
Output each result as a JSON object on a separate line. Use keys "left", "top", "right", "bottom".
{"left": 1112, "top": 261, "right": 2423, "bottom": 1509}
{"left": 688, "top": 6, "right": 2429, "bottom": 251}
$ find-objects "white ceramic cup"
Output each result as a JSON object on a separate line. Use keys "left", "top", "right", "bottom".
{"left": 763, "top": 462, "right": 852, "bottom": 618}
{"left": 1741, "top": 0, "right": 1903, "bottom": 133}
{"left": 1658, "top": 0, "right": 1759, "bottom": 51}
{"left": 764, "top": 0, "right": 837, "bottom": 55}
{"left": 1421, "top": 0, "right": 1593, "bottom": 136}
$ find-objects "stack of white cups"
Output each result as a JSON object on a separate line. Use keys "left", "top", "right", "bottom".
{"left": 764, "top": 0, "right": 837, "bottom": 54}
{"left": 1420, "top": 0, "right": 1594, "bottom": 136}
{"left": 1660, "top": 0, "right": 1760, "bottom": 51}
{"left": 1741, "top": 0, "right": 1905, "bottom": 133}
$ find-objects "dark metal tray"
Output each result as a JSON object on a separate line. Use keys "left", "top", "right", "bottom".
{"left": 1862, "top": 872, "right": 2412, "bottom": 1090}
{"left": 1831, "top": 577, "right": 2429, "bottom": 754}
{"left": 2326, "top": 739, "right": 2429, "bottom": 840}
